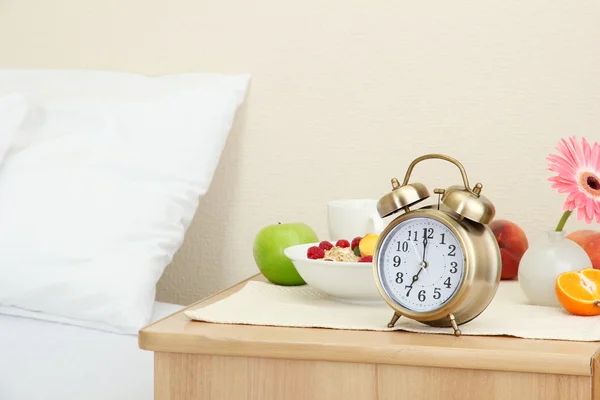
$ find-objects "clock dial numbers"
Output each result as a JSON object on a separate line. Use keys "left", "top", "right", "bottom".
{"left": 395, "top": 272, "right": 404, "bottom": 283}
{"left": 396, "top": 241, "right": 410, "bottom": 252}
{"left": 422, "top": 228, "right": 434, "bottom": 240}
{"left": 377, "top": 217, "right": 465, "bottom": 313}
{"left": 449, "top": 262, "right": 458, "bottom": 274}
{"left": 408, "top": 228, "right": 434, "bottom": 241}
{"left": 448, "top": 244, "right": 456, "bottom": 257}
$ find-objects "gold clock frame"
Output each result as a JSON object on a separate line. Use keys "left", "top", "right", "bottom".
{"left": 372, "top": 154, "right": 501, "bottom": 336}
{"left": 373, "top": 207, "right": 501, "bottom": 335}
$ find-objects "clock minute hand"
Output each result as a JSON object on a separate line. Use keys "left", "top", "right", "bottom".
{"left": 412, "top": 236, "right": 430, "bottom": 286}
{"left": 410, "top": 240, "right": 428, "bottom": 275}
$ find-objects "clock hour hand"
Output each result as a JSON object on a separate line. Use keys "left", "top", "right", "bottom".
{"left": 408, "top": 261, "right": 427, "bottom": 287}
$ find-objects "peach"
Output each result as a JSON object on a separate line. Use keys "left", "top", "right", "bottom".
{"left": 490, "top": 220, "right": 529, "bottom": 280}
{"left": 358, "top": 234, "right": 379, "bottom": 257}
{"left": 566, "top": 230, "right": 600, "bottom": 270}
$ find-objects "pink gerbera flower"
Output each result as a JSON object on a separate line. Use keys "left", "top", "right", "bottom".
{"left": 547, "top": 136, "right": 600, "bottom": 226}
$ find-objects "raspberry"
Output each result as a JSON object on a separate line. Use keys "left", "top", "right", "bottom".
{"left": 307, "top": 246, "right": 325, "bottom": 259}
{"left": 351, "top": 237, "right": 362, "bottom": 250}
{"left": 358, "top": 255, "right": 373, "bottom": 263}
{"left": 318, "top": 241, "right": 334, "bottom": 251}
{"left": 336, "top": 239, "right": 350, "bottom": 248}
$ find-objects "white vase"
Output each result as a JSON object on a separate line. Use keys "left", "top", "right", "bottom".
{"left": 518, "top": 230, "right": 592, "bottom": 307}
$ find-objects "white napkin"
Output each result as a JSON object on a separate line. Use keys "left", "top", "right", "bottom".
{"left": 185, "top": 280, "right": 600, "bottom": 341}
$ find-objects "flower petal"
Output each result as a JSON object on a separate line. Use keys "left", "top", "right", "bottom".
{"left": 593, "top": 198, "right": 600, "bottom": 221}
{"left": 566, "top": 190, "right": 580, "bottom": 204}
{"left": 549, "top": 176, "right": 577, "bottom": 186}
{"left": 563, "top": 200, "right": 576, "bottom": 212}
{"left": 547, "top": 153, "right": 571, "bottom": 166}
{"left": 559, "top": 137, "right": 579, "bottom": 167}
{"left": 550, "top": 143, "right": 578, "bottom": 172}
{"left": 570, "top": 136, "right": 585, "bottom": 167}
{"left": 550, "top": 161, "right": 577, "bottom": 177}
{"left": 575, "top": 205, "right": 593, "bottom": 224}
{"left": 576, "top": 191, "right": 590, "bottom": 208}
{"left": 585, "top": 199, "right": 595, "bottom": 220}
{"left": 591, "top": 142, "right": 600, "bottom": 172}
{"left": 582, "top": 137, "right": 592, "bottom": 169}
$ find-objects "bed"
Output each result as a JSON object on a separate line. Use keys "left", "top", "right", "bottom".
{"left": 0, "top": 69, "right": 250, "bottom": 399}
{"left": 0, "top": 302, "right": 181, "bottom": 400}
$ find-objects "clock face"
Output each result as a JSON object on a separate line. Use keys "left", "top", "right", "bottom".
{"left": 376, "top": 216, "right": 465, "bottom": 313}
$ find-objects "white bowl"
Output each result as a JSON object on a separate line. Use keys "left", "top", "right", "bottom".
{"left": 283, "top": 243, "right": 384, "bottom": 305}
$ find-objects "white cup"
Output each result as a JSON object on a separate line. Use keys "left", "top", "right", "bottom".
{"left": 327, "top": 199, "right": 386, "bottom": 241}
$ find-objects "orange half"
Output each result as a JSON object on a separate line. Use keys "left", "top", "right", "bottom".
{"left": 555, "top": 268, "right": 600, "bottom": 316}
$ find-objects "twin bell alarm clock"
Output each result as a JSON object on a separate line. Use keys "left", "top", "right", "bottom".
{"left": 373, "top": 154, "right": 501, "bottom": 336}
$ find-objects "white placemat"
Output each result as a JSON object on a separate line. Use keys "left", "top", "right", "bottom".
{"left": 185, "top": 280, "right": 600, "bottom": 341}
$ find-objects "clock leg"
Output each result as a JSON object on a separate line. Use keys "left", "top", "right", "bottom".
{"left": 448, "top": 313, "right": 462, "bottom": 337}
{"left": 387, "top": 312, "right": 401, "bottom": 328}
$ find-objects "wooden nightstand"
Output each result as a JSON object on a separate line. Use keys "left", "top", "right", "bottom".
{"left": 139, "top": 275, "right": 600, "bottom": 400}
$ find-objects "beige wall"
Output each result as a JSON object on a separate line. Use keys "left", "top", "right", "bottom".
{"left": 0, "top": 1, "right": 598, "bottom": 304}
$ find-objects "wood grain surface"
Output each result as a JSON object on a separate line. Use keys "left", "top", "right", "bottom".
{"left": 154, "top": 353, "right": 592, "bottom": 400}
{"left": 140, "top": 274, "right": 599, "bottom": 377}
{"left": 593, "top": 349, "right": 600, "bottom": 400}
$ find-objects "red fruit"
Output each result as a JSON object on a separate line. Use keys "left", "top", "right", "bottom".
{"left": 358, "top": 255, "right": 373, "bottom": 263}
{"left": 336, "top": 239, "right": 350, "bottom": 248}
{"left": 307, "top": 246, "right": 325, "bottom": 260}
{"left": 490, "top": 220, "right": 529, "bottom": 280}
{"left": 566, "top": 230, "right": 600, "bottom": 270}
{"left": 351, "top": 237, "right": 362, "bottom": 250}
{"left": 318, "top": 241, "right": 334, "bottom": 251}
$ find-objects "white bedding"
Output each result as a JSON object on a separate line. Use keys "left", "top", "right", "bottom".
{"left": 0, "top": 301, "right": 182, "bottom": 400}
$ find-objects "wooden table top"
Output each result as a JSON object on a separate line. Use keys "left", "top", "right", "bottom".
{"left": 139, "top": 274, "right": 600, "bottom": 377}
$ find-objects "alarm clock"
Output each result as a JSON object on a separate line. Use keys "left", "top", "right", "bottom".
{"left": 373, "top": 154, "right": 501, "bottom": 336}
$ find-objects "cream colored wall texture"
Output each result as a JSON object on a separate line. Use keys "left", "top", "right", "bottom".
{"left": 0, "top": 1, "right": 598, "bottom": 305}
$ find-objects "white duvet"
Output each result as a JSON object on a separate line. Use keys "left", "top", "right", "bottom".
{"left": 0, "top": 302, "right": 181, "bottom": 400}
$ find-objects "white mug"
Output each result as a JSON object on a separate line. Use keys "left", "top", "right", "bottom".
{"left": 327, "top": 199, "right": 386, "bottom": 241}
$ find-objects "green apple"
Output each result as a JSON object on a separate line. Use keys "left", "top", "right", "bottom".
{"left": 253, "top": 222, "right": 318, "bottom": 286}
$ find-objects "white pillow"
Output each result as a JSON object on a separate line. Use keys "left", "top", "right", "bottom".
{"left": 0, "top": 93, "right": 27, "bottom": 161}
{"left": 0, "top": 70, "right": 250, "bottom": 334}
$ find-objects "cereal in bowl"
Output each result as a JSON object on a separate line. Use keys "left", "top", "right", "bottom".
{"left": 325, "top": 246, "right": 360, "bottom": 262}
